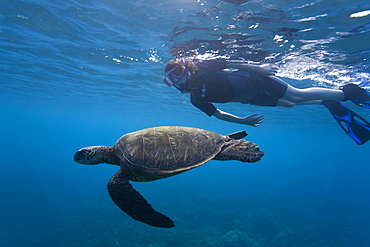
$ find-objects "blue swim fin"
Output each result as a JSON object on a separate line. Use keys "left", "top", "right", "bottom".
{"left": 322, "top": 100, "right": 370, "bottom": 145}
{"left": 340, "top": 84, "right": 370, "bottom": 109}
{"left": 352, "top": 98, "right": 370, "bottom": 109}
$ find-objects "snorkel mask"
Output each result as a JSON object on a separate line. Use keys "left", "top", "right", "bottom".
{"left": 163, "top": 58, "right": 192, "bottom": 93}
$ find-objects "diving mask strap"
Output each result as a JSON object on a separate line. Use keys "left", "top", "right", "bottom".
{"left": 178, "top": 58, "right": 192, "bottom": 93}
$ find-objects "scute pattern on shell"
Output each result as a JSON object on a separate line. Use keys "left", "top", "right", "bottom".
{"left": 115, "top": 126, "right": 225, "bottom": 174}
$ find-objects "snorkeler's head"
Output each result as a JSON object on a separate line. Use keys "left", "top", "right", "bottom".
{"left": 163, "top": 59, "right": 185, "bottom": 86}
{"left": 163, "top": 58, "right": 195, "bottom": 93}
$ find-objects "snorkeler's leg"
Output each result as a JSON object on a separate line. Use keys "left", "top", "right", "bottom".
{"left": 276, "top": 99, "right": 295, "bottom": 107}
{"left": 280, "top": 84, "right": 345, "bottom": 103}
{"left": 276, "top": 99, "right": 323, "bottom": 106}
{"left": 277, "top": 78, "right": 370, "bottom": 106}
{"left": 269, "top": 77, "right": 369, "bottom": 106}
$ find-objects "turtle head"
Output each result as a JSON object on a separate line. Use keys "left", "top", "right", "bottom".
{"left": 74, "top": 146, "right": 107, "bottom": 165}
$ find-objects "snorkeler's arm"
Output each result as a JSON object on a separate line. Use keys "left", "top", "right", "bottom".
{"left": 225, "top": 61, "right": 278, "bottom": 76}
{"left": 213, "top": 109, "right": 264, "bottom": 127}
{"left": 190, "top": 93, "right": 263, "bottom": 126}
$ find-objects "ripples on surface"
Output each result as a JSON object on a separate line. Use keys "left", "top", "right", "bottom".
{"left": 1, "top": 0, "right": 370, "bottom": 113}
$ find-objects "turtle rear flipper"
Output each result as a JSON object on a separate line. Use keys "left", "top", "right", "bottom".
{"left": 214, "top": 139, "right": 264, "bottom": 163}
{"left": 108, "top": 169, "right": 174, "bottom": 228}
{"left": 227, "top": 130, "right": 248, "bottom": 139}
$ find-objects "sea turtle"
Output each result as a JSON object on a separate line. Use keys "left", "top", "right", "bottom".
{"left": 74, "top": 126, "right": 264, "bottom": 228}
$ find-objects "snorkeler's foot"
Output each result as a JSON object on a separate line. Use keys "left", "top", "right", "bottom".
{"left": 340, "top": 84, "right": 370, "bottom": 109}
{"left": 322, "top": 100, "right": 370, "bottom": 145}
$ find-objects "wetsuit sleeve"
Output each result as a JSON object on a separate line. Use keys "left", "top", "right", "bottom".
{"left": 194, "top": 59, "right": 227, "bottom": 72}
{"left": 190, "top": 94, "right": 217, "bottom": 116}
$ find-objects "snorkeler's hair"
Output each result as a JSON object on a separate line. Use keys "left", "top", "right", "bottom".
{"left": 164, "top": 58, "right": 198, "bottom": 76}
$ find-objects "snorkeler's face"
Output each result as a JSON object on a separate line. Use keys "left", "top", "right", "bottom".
{"left": 163, "top": 67, "right": 183, "bottom": 86}
{"left": 163, "top": 58, "right": 191, "bottom": 93}
{"left": 172, "top": 72, "right": 187, "bottom": 87}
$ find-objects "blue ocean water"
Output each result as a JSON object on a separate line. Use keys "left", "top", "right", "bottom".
{"left": 1, "top": 0, "right": 370, "bottom": 246}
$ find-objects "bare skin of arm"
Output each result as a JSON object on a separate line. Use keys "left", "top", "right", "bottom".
{"left": 213, "top": 109, "right": 264, "bottom": 127}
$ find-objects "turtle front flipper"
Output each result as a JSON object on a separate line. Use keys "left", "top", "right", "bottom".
{"left": 107, "top": 169, "right": 175, "bottom": 228}
{"left": 214, "top": 139, "right": 264, "bottom": 163}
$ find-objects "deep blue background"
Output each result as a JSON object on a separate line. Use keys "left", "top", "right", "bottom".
{"left": 1, "top": 0, "right": 369, "bottom": 246}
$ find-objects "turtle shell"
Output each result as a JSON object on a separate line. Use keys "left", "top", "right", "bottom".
{"left": 114, "top": 126, "right": 225, "bottom": 176}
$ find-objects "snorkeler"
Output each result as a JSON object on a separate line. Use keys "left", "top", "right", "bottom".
{"left": 163, "top": 57, "right": 370, "bottom": 145}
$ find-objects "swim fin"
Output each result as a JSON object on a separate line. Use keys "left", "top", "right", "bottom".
{"left": 322, "top": 100, "right": 370, "bottom": 145}
{"left": 340, "top": 84, "right": 370, "bottom": 109}
{"left": 352, "top": 98, "right": 370, "bottom": 109}
{"left": 352, "top": 86, "right": 370, "bottom": 109}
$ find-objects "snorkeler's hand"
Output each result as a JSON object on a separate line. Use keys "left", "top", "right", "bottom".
{"left": 255, "top": 64, "right": 278, "bottom": 76}
{"left": 240, "top": 114, "right": 264, "bottom": 127}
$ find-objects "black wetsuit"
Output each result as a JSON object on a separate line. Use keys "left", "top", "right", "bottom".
{"left": 189, "top": 60, "right": 288, "bottom": 116}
